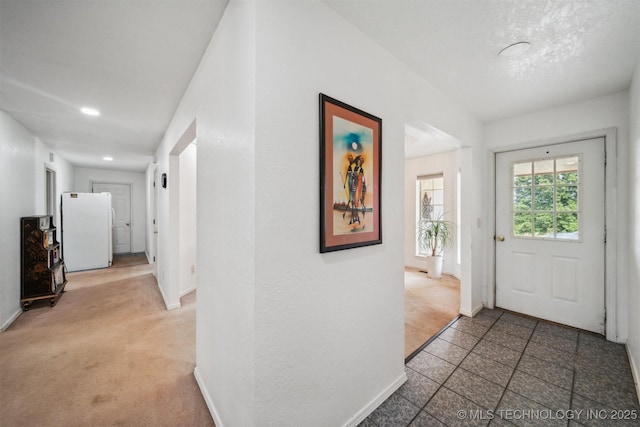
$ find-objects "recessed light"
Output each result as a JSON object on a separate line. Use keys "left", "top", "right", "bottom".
{"left": 81, "top": 107, "right": 100, "bottom": 116}
{"left": 498, "top": 42, "right": 531, "bottom": 58}
{"left": 103, "top": 156, "right": 113, "bottom": 161}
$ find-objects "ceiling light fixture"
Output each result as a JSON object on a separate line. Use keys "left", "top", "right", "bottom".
{"left": 103, "top": 156, "right": 113, "bottom": 161}
{"left": 81, "top": 107, "right": 100, "bottom": 116}
{"left": 498, "top": 41, "right": 531, "bottom": 58}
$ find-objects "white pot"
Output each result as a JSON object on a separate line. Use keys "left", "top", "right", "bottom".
{"left": 425, "top": 256, "right": 444, "bottom": 279}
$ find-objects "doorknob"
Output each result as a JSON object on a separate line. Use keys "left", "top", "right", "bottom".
{"left": 126, "top": 223, "right": 130, "bottom": 226}
{"left": 496, "top": 235, "right": 505, "bottom": 241}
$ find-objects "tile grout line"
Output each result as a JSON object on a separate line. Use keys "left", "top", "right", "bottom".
{"left": 485, "top": 317, "right": 539, "bottom": 427}
{"left": 568, "top": 331, "right": 580, "bottom": 427}
{"left": 405, "top": 315, "right": 462, "bottom": 364}
{"left": 408, "top": 311, "right": 505, "bottom": 427}
{"left": 379, "top": 310, "right": 633, "bottom": 427}
{"left": 476, "top": 316, "right": 580, "bottom": 392}
{"left": 402, "top": 316, "right": 475, "bottom": 426}
{"left": 379, "top": 310, "right": 598, "bottom": 427}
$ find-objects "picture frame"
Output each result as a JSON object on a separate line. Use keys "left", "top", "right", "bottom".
{"left": 319, "top": 93, "right": 382, "bottom": 252}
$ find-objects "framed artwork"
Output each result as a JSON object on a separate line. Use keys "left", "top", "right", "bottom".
{"left": 319, "top": 93, "right": 382, "bottom": 252}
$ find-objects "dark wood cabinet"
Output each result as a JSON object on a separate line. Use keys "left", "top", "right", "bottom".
{"left": 20, "top": 216, "right": 67, "bottom": 310}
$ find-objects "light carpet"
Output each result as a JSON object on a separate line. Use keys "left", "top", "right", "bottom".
{"left": 0, "top": 263, "right": 214, "bottom": 427}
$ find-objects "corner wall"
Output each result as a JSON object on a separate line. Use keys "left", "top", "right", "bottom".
{"left": 0, "top": 112, "right": 36, "bottom": 329}
{"left": 155, "top": 0, "right": 483, "bottom": 425}
{"left": 628, "top": 58, "right": 640, "bottom": 398}
{"left": 253, "top": 2, "right": 481, "bottom": 425}
{"left": 152, "top": 0, "right": 257, "bottom": 425}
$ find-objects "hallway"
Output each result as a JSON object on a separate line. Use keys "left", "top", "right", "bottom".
{"left": 1, "top": 261, "right": 638, "bottom": 426}
{"left": 0, "top": 263, "right": 213, "bottom": 427}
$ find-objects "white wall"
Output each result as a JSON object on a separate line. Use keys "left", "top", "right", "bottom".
{"left": 0, "top": 112, "right": 36, "bottom": 329}
{"left": 484, "top": 91, "right": 631, "bottom": 343}
{"left": 404, "top": 151, "right": 459, "bottom": 277}
{"left": 153, "top": 1, "right": 257, "bottom": 425}
{"left": 627, "top": 59, "right": 640, "bottom": 397}
{"left": 33, "top": 140, "right": 74, "bottom": 230}
{"left": 155, "top": 1, "right": 481, "bottom": 425}
{"left": 179, "top": 143, "right": 197, "bottom": 296}
{"left": 253, "top": 2, "right": 481, "bottom": 426}
{"left": 74, "top": 167, "right": 146, "bottom": 253}
{"left": 0, "top": 112, "right": 74, "bottom": 330}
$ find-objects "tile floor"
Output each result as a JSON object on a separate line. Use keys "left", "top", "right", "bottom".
{"left": 360, "top": 308, "right": 640, "bottom": 427}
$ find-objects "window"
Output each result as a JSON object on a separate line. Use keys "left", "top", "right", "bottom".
{"left": 512, "top": 155, "right": 580, "bottom": 241}
{"left": 416, "top": 174, "right": 444, "bottom": 255}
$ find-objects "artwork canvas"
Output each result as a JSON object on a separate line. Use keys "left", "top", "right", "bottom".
{"left": 319, "top": 94, "right": 382, "bottom": 252}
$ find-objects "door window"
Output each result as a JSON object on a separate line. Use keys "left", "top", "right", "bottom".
{"left": 512, "top": 155, "right": 580, "bottom": 241}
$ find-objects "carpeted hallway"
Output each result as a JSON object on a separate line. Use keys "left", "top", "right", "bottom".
{"left": 0, "top": 262, "right": 214, "bottom": 427}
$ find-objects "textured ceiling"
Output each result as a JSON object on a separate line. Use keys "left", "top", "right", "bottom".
{"left": 1, "top": 1, "right": 638, "bottom": 170}
{"left": 327, "top": 0, "right": 640, "bottom": 123}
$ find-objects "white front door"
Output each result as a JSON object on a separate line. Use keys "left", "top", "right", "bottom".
{"left": 92, "top": 182, "right": 132, "bottom": 254}
{"left": 495, "top": 138, "right": 605, "bottom": 333}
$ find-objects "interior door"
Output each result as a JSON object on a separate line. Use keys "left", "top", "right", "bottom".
{"left": 495, "top": 138, "right": 605, "bottom": 333}
{"left": 92, "top": 182, "right": 132, "bottom": 254}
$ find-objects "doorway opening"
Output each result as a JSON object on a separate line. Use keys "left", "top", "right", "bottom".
{"left": 166, "top": 119, "right": 198, "bottom": 309}
{"left": 177, "top": 141, "right": 197, "bottom": 297}
{"left": 404, "top": 122, "right": 462, "bottom": 359}
{"left": 45, "top": 166, "right": 57, "bottom": 225}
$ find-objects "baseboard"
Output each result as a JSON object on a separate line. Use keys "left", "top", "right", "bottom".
{"left": 157, "top": 283, "right": 181, "bottom": 310}
{"left": 343, "top": 370, "right": 408, "bottom": 427}
{"left": 194, "top": 366, "right": 225, "bottom": 427}
{"left": 180, "top": 285, "right": 196, "bottom": 298}
{"left": 627, "top": 344, "right": 640, "bottom": 405}
{"left": 1, "top": 308, "right": 22, "bottom": 331}
{"left": 460, "top": 303, "right": 484, "bottom": 318}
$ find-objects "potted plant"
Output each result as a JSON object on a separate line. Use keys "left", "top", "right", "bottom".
{"left": 417, "top": 214, "right": 455, "bottom": 279}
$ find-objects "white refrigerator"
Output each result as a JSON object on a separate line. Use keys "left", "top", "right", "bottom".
{"left": 61, "top": 192, "right": 113, "bottom": 272}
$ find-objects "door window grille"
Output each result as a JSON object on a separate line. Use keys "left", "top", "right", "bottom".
{"left": 512, "top": 155, "right": 580, "bottom": 241}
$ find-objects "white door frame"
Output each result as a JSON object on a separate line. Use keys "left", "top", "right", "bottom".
{"left": 486, "top": 128, "right": 618, "bottom": 341}
{"left": 153, "top": 167, "right": 159, "bottom": 279}
{"left": 161, "top": 118, "right": 197, "bottom": 310}
{"left": 44, "top": 164, "right": 57, "bottom": 226}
